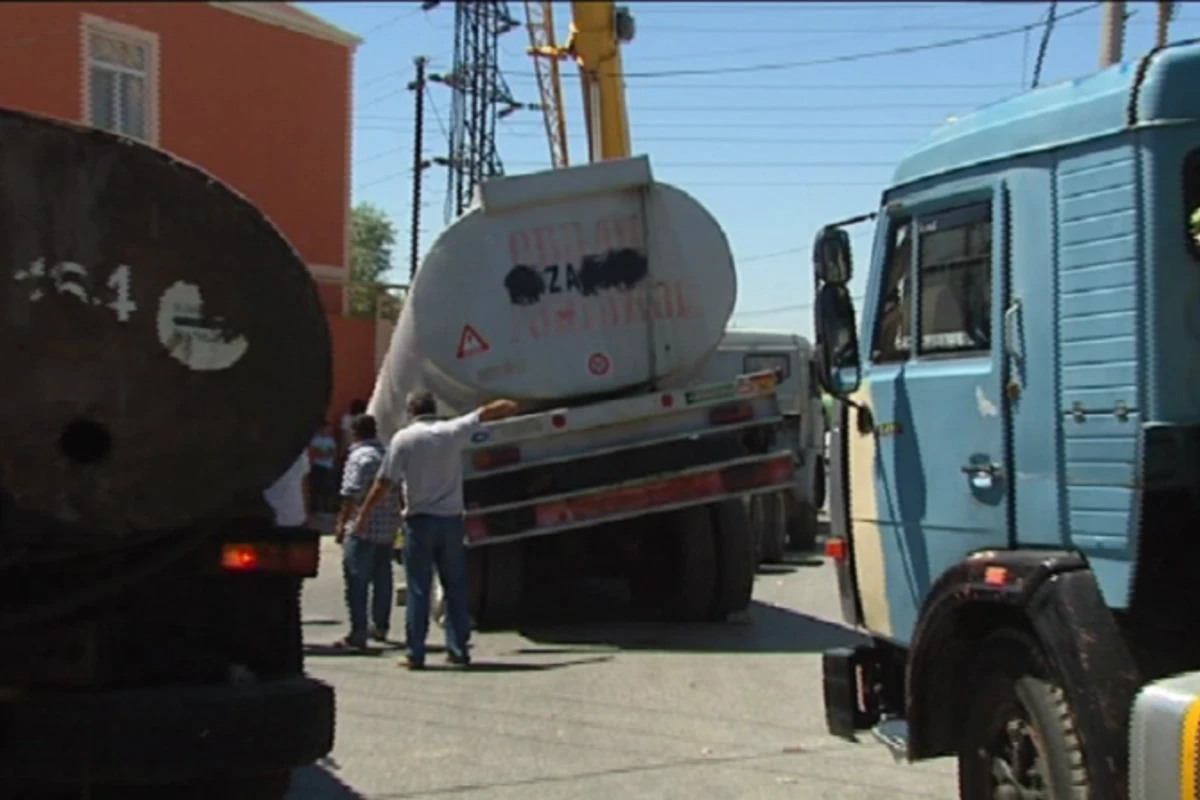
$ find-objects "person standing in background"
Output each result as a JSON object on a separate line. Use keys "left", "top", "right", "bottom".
{"left": 332, "top": 414, "right": 400, "bottom": 650}
{"left": 354, "top": 390, "right": 520, "bottom": 670}
{"left": 264, "top": 450, "right": 312, "bottom": 528}
{"left": 308, "top": 422, "right": 337, "bottom": 514}
{"left": 338, "top": 399, "right": 367, "bottom": 462}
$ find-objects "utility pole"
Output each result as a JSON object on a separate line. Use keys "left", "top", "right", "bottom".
{"left": 407, "top": 56, "right": 429, "bottom": 281}
{"left": 1100, "top": 1, "right": 1126, "bottom": 68}
{"left": 1156, "top": 1, "right": 1176, "bottom": 49}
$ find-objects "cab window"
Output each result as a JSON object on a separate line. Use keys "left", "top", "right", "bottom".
{"left": 870, "top": 217, "right": 913, "bottom": 363}
{"left": 745, "top": 353, "right": 790, "bottom": 380}
{"left": 1183, "top": 149, "right": 1200, "bottom": 255}
{"left": 916, "top": 201, "right": 992, "bottom": 356}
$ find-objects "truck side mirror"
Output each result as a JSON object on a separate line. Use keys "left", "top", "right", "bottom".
{"left": 814, "top": 283, "right": 861, "bottom": 397}
{"left": 813, "top": 226, "right": 853, "bottom": 285}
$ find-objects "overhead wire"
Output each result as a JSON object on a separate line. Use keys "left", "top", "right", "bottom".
{"left": 1031, "top": 1, "right": 1061, "bottom": 88}
{"left": 498, "top": 1, "right": 1102, "bottom": 80}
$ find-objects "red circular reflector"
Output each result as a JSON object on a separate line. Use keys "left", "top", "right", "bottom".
{"left": 551, "top": 414, "right": 566, "bottom": 428}
{"left": 660, "top": 393, "right": 674, "bottom": 408}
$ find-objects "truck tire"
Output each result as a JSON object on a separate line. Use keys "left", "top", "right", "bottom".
{"left": 787, "top": 498, "right": 820, "bottom": 553}
{"left": 957, "top": 629, "right": 1089, "bottom": 800}
{"left": 754, "top": 493, "right": 788, "bottom": 564}
{"left": 475, "top": 541, "right": 524, "bottom": 631}
{"left": 709, "top": 499, "right": 755, "bottom": 619}
{"left": 668, "top": 505, "right": 718, "bottom": 621}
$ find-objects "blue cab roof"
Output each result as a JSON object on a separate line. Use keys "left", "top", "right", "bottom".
{"left": 891, "top": 39, "right": 1200, "bottom": 188}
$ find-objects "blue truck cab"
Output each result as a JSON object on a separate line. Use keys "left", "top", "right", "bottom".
{"left": 812, "top": 40, "right": 1200, "bottom": 800}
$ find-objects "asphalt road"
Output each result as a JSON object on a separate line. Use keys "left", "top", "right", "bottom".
{"left": 288, "top": 535, "right": 957, "bottom": 800}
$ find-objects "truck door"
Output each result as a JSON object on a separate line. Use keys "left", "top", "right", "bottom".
{"left": 849, "top": 192, "right": 1011, "bottom": 641}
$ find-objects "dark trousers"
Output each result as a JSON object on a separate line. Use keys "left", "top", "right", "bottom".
{"left": 342, "top": 536, "right": 394, "bottom": 643}
{"left": 309, "top": 464, "right": 336, "bottom": 512}
{"left": 404, "top": 514, "right": 470, "bottom": 663}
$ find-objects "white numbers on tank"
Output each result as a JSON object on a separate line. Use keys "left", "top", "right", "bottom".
{"left": 13, "top": 258, "right": 138, "bottom": 323}
{"left": 105, "top": 264, "right": 137, "bottom": 322}
{"left": 156, "top": 281, "right": 248, "bottom": 372}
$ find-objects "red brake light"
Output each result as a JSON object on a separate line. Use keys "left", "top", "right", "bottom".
{"left": 222, "top": 544, "right": 259, "bottom": 571}
{"left": 221, "top": 541, "right": 319, "bottom": 577}
{"left": 472, "top": 445, "right": 521, "bottom": 471}
{"left": 710, "top": 401, "right": 754, "bottom": 425}
{"left": 660, "top": 393, "right": 674, "bottom": 408}
{"left": 825, "top": 538, "right": 847, "bottom": 561}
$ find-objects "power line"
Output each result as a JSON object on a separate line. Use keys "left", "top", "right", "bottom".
{"left": 634, "top": 19, "right": 1123, "bottom": 35}
{"left": 500, "top": 80, "right": 1023, "bottom": 90}
{"left": 498, "top": 160, "right": 895, "bottom": 169}
{"left": 360, "top": 101, "right": 986, "bottom": 117}
{"left": 734, "top": 297, "right": 868, "bottom": 317}
{"left": 632, "top": 3, "right": 998, "bottom": 14}
{"left": 358, "top": 119, "right": 946, "bottom": 130}
{"left": 354, "top": 171, "right": 886, "bottom": 192}
{"left": 500, "top": 2, "right": 1102, "bottom": 80}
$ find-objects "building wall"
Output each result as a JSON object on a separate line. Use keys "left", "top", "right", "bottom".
{"left": 0, "top": 2, "right": 361, "bottom": 418}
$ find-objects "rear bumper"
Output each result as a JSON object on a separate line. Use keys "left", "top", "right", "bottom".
{"left": 0, "top": 675, "right": 334, "bottom": 785}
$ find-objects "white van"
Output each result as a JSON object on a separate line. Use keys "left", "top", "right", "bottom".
{"left": 692, "top": 328, "right": 826, "bottom": 562}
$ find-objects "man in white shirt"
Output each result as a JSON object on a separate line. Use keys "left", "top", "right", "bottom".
{"left": 355, "top": 390, "right": 518, "bottom": 670}
{"left": 264, "top": 451, "right": 312, "bottom": 527}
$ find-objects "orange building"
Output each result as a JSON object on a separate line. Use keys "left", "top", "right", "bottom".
{"left": 0, "top": 1, "right": 384, "bottom": 422}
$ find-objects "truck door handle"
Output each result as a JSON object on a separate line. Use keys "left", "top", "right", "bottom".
{"left": 962, "top": 462, "right": 1003, "bottom": 489}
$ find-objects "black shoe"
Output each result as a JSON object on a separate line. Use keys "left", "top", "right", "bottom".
{"left": 445, "top": 651, "right": 471, "bottom": 667}
{"left": 369, "top": 628, "right": 389, "bottom": 643}
{"left": 401, "top": 655, "right": 425, "bottom": 671}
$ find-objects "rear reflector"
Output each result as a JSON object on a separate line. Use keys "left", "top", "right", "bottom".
{"left": 710, "top": 401, "right": 755, "bottom": 425}
{"left": 464, "top": 515, "right": 487, "bottom": 541}
{"left": 472, "top": 445, "right": 521, "bottom": 471}
{"left": 221, "top": 541, "right": 319, "bottom": 577}
{"left": 825, "top": 538, "right": 847, "bottom": 561}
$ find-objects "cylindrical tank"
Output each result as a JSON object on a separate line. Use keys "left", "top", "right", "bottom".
{"left": 369, "top": 157, "right": 736, "bottom": 436}
{"left": 0, "top": 108, "right": 332, "bottom": 535}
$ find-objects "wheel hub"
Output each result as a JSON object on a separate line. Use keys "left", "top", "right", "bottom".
{"left": 984, "top": 717, "right": 1048, "bottom": 800}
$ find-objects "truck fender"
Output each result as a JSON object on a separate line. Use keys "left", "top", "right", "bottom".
{"left": 905, "top": 548, "right": 1141, "bottom": 796}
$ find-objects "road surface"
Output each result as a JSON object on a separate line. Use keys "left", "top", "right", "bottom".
{"left": 288, "top": 536, "right": 956, "bottom": 799}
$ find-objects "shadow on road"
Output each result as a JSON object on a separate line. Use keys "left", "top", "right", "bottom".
{"left": 288, "top": 763, "right": 365, "bottom": 799}
{"left": 417, "top": 655, "right": 615, "bottom": 673}
{"left": 519, "top": 599, "right": 866, "bottom": 654}
{"left": 756, "top": 555, "right": 825, "bottom": 576}
{"left": 304, "top": 643, "right": 390, "bottom": 658}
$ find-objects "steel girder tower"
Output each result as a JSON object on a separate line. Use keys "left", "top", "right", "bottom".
{"left": 442, "top": 0, "right": 521, "bottom": 223}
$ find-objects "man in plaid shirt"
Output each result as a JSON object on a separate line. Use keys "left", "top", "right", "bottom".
{"left": 332, "top": 414, "right": 401, "bottom": 650}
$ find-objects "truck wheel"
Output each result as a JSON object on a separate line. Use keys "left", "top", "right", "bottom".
{"left": 709, "top": 499, "right": 755, "bottom": 619}
{"left": 755, "top": 493, "right": 788, "bottom": 564}
{"left": 787, "top": 499, "right": 820, "bottom": 552}
{"left": 667, "top": 505, "right": 717, "bottom": 621}
{"left": 957, "top": 629, "right": 1089, "bottom": 800}
{"left": 476, "top": 541, "right": 524, "bottom": 631}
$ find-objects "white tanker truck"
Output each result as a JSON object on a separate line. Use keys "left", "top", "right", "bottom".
{"left": 368, "top": 156, "right": 793, "bottom": 628}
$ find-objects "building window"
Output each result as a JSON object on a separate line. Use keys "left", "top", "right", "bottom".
{"left": 916, "top": 201, "right": 992, "bottom": 356}
{"left": 83, "top": 17, "right": 156, "bottom": 142}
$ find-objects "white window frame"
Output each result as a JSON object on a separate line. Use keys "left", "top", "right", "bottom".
{"left": 80, "top": 14, "right": 160, "bottom": 145}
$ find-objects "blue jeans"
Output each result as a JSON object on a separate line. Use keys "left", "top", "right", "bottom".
{"left": 342, "top": 536, "right": 394, "bottom": 643}
{"left": 404, "top": 514, "right": 470, "bottom": 663}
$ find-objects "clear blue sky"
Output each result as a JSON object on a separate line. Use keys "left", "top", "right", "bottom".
{"left": 303, "top": 1, "right": 1200, "bottom": 338}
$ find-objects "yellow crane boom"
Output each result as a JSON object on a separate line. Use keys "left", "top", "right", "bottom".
{"left": 525, "top": 2, "right": 634, "bottom": 165}
{"left": 523, "top": 0, "right": 570, "bottom": 168}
